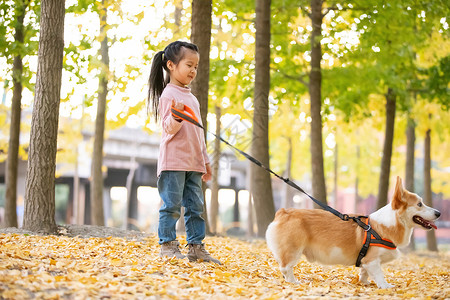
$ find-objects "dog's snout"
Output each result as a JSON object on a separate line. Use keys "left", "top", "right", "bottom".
{"left": 435, "top": 210, "right": 441, "bottom": 218}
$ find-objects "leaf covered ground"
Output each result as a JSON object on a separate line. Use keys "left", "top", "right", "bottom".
{"left": 0, "top": 230, "right": 449, "bottom": 299}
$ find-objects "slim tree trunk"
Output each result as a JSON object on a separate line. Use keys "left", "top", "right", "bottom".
{"left": 23, "top": 0, "right": 65, "bottom": 234}
{"left": 246, "top": 162, "right": 255, "bottom": 237}
{"left": 73, "top": 102, "right": 85, "bottom": 224}
{"left": 5, "top": 0, "right": 29, "bottom": 228}
{"left": 405, "top": 116, "right": 416, "bottom": 251}
{"left": 424, "top": 127, "right": 438, "bottom": 251}
{"left": 190, "top": 0, "right": 212, "bottom": 234}
{"left": 355, "top": 139, "right": 360, "bottom": 212}
{"left": 281, "top": 137, "right": 292, "bottom": 208}
{"left": 124, "top": 151, "right": 137, "bottom": 230}
{"left": 309, "top": 0, "right": 327, "bottom": 206}
{"left": 173, "top": 0, "right": 183, "bottom": 36}
{"left": 209, "top": 106, "right": 221, "bottom": 233}
{"left": 251, "top": 0, "right": 275, "bottom": 237}
{"left": 333, "top": 142, "right": 338, "bottom": 208}
{"left": 90, "top": 2, "right": 109, "bottom": 226}
{"left": 377, "top": 88, "right": 396, "bottom": 209}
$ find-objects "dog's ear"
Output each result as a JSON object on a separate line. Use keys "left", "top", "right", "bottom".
{"left": 391, "top": 176, "right": 405, "bottom": 210}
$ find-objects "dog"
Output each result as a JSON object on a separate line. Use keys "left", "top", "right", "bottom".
{"left": 265, "top": 176, "right": 441, "bottom": 288}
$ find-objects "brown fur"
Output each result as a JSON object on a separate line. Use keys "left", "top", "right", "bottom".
{"left": 272, "top": 209, "right": 364, "bottom": 267}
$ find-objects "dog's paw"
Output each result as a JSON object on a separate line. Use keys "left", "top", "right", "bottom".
{"left": 359, "top": 279, "right": 370, "bottom": 285}
{"left": 376, "top": 282, "right": 394, "bottom": 289}
{"left": 285, "top": 278, "right": 300, "bottom": 284}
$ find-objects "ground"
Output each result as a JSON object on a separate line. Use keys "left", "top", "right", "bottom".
{"left": 0, "top": 224, "right": 150, "bottom": 240}
{"left": 0, "top": 225, "right": 449, "bottom": 299}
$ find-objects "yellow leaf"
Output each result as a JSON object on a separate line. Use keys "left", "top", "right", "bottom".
{"left": 110, "top": 258, "right": 121, "bottom": 266}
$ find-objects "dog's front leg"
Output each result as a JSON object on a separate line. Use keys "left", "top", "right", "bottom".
{"left": 362, "top": 259, "right": 393, "bottom": 289}
{"left": 281, "top": 266, "right": 299, "bottom": 284}
{"left": 359, "top": 267, "right": 370, "bottom": 285}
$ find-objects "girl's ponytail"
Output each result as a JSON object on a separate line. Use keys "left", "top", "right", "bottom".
{"left": 148, "top": 50, "right": 167, "bottom": 121}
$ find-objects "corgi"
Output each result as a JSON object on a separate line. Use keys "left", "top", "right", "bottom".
{"left": 266, "top": 176, "right": 441, "bottom": 288}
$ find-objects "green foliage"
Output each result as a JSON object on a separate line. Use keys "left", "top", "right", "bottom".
{"left": 0, "top": 0, "right": 39, "bottom": 90}
{"left": 420, "top": 55, "right": 450, "bottom": 109}
{"left": 0, "top": 0, "right": 448, "bottom": 200}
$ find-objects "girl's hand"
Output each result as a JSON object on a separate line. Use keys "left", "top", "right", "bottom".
{"left": 202, "top": 163, "right": 212, "bottom": 182}
{"left": 171, "top": 99, "right": 184, "bottom": 111}
{"left": 171, "top": 99, "right": 184, "bottom": 122}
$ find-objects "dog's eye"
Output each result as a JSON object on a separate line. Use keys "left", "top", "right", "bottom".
{"left": 418, "top": 202, "right": 423, "bottom": 207}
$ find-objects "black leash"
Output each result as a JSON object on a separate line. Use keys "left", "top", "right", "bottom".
{"left": 171, "top": 106, "right": 345, "bottom": 219}
{"left": 171, "top": 105, "right": 397, "bottom": 265}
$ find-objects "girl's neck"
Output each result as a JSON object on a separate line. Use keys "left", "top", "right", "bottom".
{"left": 167, "top": 82, "right": 190, "bottom": 92}
{"left": 169, "top": 79, "right": 188, "bottom": 88}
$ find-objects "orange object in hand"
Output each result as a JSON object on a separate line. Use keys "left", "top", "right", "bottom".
{"left": 170, "top": 104, "right": 201, "bottom": 127}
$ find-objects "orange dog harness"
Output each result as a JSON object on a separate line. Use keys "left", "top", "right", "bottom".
{"left": 355, "top": 217, "right": 397, "bottom": 267}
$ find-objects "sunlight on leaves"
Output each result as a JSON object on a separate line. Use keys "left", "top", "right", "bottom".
{"left": 0, "top": 234, "right": 448, "bottom": 299}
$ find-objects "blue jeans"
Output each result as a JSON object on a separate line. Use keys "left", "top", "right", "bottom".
{"left": 157, "top": 171, "right": 205, "bottom": 245}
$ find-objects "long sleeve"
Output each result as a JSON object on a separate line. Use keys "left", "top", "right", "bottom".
{"left": 160, "top": 95, "right": 183, "bottom": 135}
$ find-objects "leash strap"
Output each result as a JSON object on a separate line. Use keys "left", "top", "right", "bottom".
{"left": 171, "top": 105, "right": 345, "bottom": 220}
{"left": 171, "top": 105, "right": 397, "bottom": 265}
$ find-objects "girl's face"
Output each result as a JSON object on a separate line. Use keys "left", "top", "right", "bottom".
{"left": 167, "top": 48, "right": 199, "bottom": 87}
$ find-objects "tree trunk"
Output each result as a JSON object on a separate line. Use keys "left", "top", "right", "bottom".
{"left": 333, "top": 142, "right": 338, "bottom": 208}
{"left": 90, "top": 2, "right": 109, "bottom": 226}
{"left": 281, "top": 137, "right": 292, "bottom": 208}
{"left": 5, "top": 0, "right": 29, "bottom": 228}
{"left": 209, "top": 106, "right": 221, "bottom": 233}
{"left": 190, "top": 0, "right": 212, "bottom": 235}
{"left": 354, "top": 144, "right": 360, "bottom": 212}
{"left": 124, "top": 151, "right": 137, "bottom": 230}
{"left": 23, "top": 0, "right": 65, "bottom": 234}
{"left": 251, "top": 0, "right": 275, "bottom": 237}
{"left": 246, "top": 161, "right": 255, "bottom": 237}
{"left": 376, "top": 88, "right": 396, "bottom": 210}
{"left": 424, "top": 128, "right": 438, "bottom": 251}
{"left": 405, "top": 116, "right": 416, "bottom": 251}
{"left": 73, "top": 102, "right": 85, "bottom": 224}
{"left": 309, "top": 0, "right": 327, "bottom": 206}
{"left": 173, "top": 0, "right": 183, "bottom": 37}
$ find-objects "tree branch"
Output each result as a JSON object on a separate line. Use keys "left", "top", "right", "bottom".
{"left": 300, "top": 7, "right": 311, "bottom": 19}
{"left": 271, "top": 67, "right": 308, "bottom": 87}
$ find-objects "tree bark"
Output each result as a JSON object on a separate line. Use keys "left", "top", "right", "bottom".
{"left": 333, "top": 141, "right": 338, "bottom": 208}
{"left": 5, "top": 0, "right": 29, "bottom": 228}
{"left": 90, "top": 1, "right": 109, "bottom": 226}
{"left": 424, "top": 128, "right": 438, "bottom": 251}
{"left": 251, "top": 0, "right": 275, "bottom": 237}
{"left": 246, "top": 162, "right": 255, "bottom": 237}
{"left": 354, "top": 143, "right": 360, "bottom": 212}
{"left": 309, "top": 0, "right": 327, "bottom": 206}
{"left": 209, "top": 106, "right": 221, "bottom": 233}
{"left": 124, "top": 151, "right": 137, "bottom": 230}
{"left": 405, "top": 116, "right": 416, "bottom": 251}
{"left": 281, "top": 137, "right": 292, "bottom": 208}
{"left": 190, "top": 0, "right": 213, "bottom": 234}
{"left": 23, "top": 0, "right": 65, "bottom": 234}
{"left": 376, "top": 88, "right": 396, "bottom": 210}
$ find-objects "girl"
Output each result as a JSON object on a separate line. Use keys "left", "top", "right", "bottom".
{"left": 148, "top": 41, "right": 220, "bottom": 264}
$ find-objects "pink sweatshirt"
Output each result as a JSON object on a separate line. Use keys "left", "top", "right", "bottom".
{"left": 157, "top": 83, "right": 209, "bottom": 176}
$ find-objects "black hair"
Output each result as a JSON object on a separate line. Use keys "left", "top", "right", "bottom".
{"left": 147, "top": 40, "right": 199, "bottom": 121}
